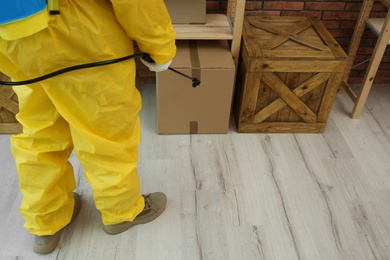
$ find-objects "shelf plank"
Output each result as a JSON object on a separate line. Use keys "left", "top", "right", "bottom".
{"left": 366, "top": 18, "right": 390, "bottom": 44}
{"left": 174, "top": 14, "right": 233, "bottom": 40}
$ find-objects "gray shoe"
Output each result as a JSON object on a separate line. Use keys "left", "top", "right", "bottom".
{"left": 103, "top": 192, "right": 167, "bottom": 235}
{"left": 33, "top": 192, "right": 81, "bottom": 254}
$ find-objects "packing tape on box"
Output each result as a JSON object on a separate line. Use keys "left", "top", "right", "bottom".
{"left": 189, "top": 40, "right": 201, "bottom": 84}
{"left": 190, "top": 121, "right": 198, "bottom": 134}
{"left": 189, "top": 41, "right": 200, "bottom": 134}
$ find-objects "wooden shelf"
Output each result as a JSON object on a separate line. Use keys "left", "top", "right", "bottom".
{"left": 366, "top": 18, "right": 390, "bottom": 44}
{"left": 172, "top": 0, "right": 246, "bottom": 67}
{"left": 342, "top": 0, "right": 390, "bottom": 119}
{"left": 173, "top": 14, "right": 233, "bottom": 40}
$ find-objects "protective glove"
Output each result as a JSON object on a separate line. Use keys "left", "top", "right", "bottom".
{"left": 141, "top": 53, "right": 172, "bottom": 72}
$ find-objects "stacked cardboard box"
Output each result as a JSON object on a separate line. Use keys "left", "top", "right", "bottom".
{"left": 164, "top": 0, "right": 206, "bottom": 24}
{"left": 157, "top": 1, "right": 236, "bottom": 134}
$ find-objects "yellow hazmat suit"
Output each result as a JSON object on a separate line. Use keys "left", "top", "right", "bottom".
{"left": 0, "top": 0, "right": 176, "bottom": 235}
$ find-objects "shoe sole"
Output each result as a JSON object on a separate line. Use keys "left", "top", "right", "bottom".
{"left": 33, "top": 232, "right": 61, "bottom": 254}
{"left": 103, "top": 201, "right": 166, "bottom": 235}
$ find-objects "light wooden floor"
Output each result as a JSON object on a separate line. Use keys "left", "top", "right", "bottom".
{"left": 1, "top": 84, "right": 390, "bottom": 260}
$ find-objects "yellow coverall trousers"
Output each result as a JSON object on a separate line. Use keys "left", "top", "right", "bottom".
{"left": 0, "top": 0, "right": 176, "bottom": 236}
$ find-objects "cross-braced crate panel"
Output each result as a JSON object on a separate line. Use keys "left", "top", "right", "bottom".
{"left": 0, "top": 73, "right": 22, "bottom": 134}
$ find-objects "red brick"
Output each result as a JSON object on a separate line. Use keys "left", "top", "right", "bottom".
{"left": 136, "top": 77, "right": 155, "bottom": 85}
{"left": 359, "top": 38, "right": 376, "bottom": 47}
{"left": 322, "top": 11, "right": 360, "bottom": 21}
{"left": 353, "top": 54, "right": 369, "bottom": 63}
{"left": 372, "top": 2, "right": 388, "bottom": 12}
{"left": 373, "top": 76, "right": 390, "bottom": 84}
{"left": 336, "top": 38, "right": 353, "bottom": 48}
{"left": 245, "top": 2, "right": 262, "bottom": 10}
{"left": 353, "top": 61, "right": 369, "bottom": 71}
{"left": 263, "top": 1, "right": 304, "bottom": 10}
{"left": 347, "top": 77, "right": 363, "bottom": 85}
{"left": 369, "top": 12, "right": 388, "bottom": 19}
{"left": 245, "top": 10, "right": 281, "bottom": 17}
{"left": 362, "top": 29, "right": 379, "bottom": 39}
{"left": 379, "top": 62, "right": 390, "bottom": 70}
{"left": 305, "top": 2, "right": 345, "bottom": 11}
{"left": 357, "top": 47, "right": 375, "bottom": 55}
{"left": 138, "top": 68, "right": 155, "bottom": 77}
{"left": 328, "top": 29, "right": 354, "bottom": 38}
{"left": 381, "top": 54, "right": 390, "bottom": 62}
{"left": 345, "top": 3, "right": 361, "bottom": 11}
{"left": 282, "top": 10, "right": 322, "bottom": 19}
{"left": 321, "top": 21, "right": 341, "bottom": 29}
{"left": 340, "top": 21, "right": 356, "bottom": 29}
{"left": 349, "top": 70, "right": 361, "bottom": 77}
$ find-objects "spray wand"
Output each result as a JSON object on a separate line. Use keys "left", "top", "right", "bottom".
{"left": 0, "top": 53, "right": 201, "bottom": 87}
{"left": 141, "top": 53, "right": 200, "bottom": 88}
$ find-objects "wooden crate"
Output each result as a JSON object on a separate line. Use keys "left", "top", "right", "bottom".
{"left": 234, "top": 16, "right": 348, "bottom": 133}
{"left": 0, "top": 73, "right": 22, "bottom": 134}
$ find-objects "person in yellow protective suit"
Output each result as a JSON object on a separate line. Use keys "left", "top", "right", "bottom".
{"left": 0, "top": 0, "right": 176, "bottom": 254}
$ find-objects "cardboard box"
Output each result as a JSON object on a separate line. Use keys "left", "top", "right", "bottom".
{"left": 164, "top": 0, "right": 206, "bottom": 24}
{"left": 157, "top": 40, "right": 235, "bottom": 134}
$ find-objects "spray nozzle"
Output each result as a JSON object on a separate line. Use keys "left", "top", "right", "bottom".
{"left": 192, "top": 78, "right": 201, "bottom": 88}
{"left": 142, "top": 53, "right": 201, "bottom": 88}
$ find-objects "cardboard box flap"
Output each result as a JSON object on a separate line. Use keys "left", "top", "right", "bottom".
{"left": 171, "top": 40, "right": 235, "bottom": 69}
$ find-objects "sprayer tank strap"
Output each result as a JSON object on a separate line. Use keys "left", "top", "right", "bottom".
{"left": 48, "top": 0, "right": 60, "bottom": 14}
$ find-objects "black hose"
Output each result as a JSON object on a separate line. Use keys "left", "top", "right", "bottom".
{"left": 0, "top": 53, "right": 201, "bottom": 88}
{"left": 0, "top": 53, "right": 143, "bottom": 86}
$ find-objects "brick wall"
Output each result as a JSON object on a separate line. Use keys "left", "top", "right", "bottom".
{"left": 136, "top": 0, "right": 390, "bottom": 85}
